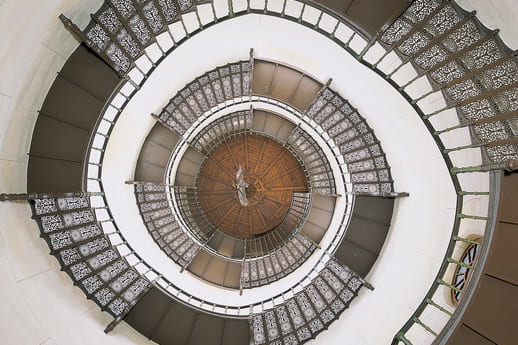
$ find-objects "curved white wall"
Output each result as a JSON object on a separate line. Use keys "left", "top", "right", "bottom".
{"left": 0, "top": 1, "right": 152, "bottom": 344}
{"left": 457, "top": 0, "right": 518, "bottom": 49}
{"left": 100, "top": 15, "right": 456, "bottom": 345}
{"left": 0, "top": 1, "right": 514, "bottom": 345}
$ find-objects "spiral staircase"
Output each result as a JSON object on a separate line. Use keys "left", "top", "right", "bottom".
{"left": 0, "top": 0, "right": 517, "bottom": 345}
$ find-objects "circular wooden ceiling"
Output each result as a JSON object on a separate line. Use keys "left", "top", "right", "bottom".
{"left": 197, "top": 134, "right": 308, "bottom": 239}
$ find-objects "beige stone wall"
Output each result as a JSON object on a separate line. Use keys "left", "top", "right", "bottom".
{"left": 0, "top": 1, "right": 514, "bottom": 344}
{"left": 0, "top": 1, "right": 152, "bottom": 344}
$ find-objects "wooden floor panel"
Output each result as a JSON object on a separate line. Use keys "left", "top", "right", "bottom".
{"left": 197, "top": 135, "right": 307, "bottom": 238}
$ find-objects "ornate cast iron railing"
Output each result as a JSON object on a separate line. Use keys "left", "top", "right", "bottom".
{"left": 152, "top": 60, "right": 392, "bottom": 196}
{"left": 51, "top": 0, "right": 518, "bottom": 343}
{"left": 30, "top": 194, "right": 151, "bottom": 319}
{"left": 249, "top": 258, "right": 366, "bottom": 345}
{"left": 190, "top": 109, "right": 253, "bottom": 154}
{"left": 134, "top": 182, "right": 201, "bottom": 268}
{"left": 369, "top": 1, "right": 516, "bottom": 343}
{"left": 300, "top": 86, "right": 394, "bottom": 194}
{"left": 82, "top": 89, "right": 357, "bottom": 322}
{"left": 172, "top": 186, "right": 314, "bottom": 261}
{"left": 155, "top": 62, "right": 252, "bottom": 135}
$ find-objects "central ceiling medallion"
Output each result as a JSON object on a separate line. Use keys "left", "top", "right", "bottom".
{"left": 197, "top": 134, "right": 308, "bottom": 239}
{"left": 233, "top": 165, "right": 250, "bottom": 207}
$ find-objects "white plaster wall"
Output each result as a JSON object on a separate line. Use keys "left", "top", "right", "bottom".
{"left": 102, "top": 14, "right": 456, "bottom": 345}
{"left": 457, "top": 0, "right": 518, "bottom": 49}
{"left": 0, "top": 1, "right": 153, "bottom": 344}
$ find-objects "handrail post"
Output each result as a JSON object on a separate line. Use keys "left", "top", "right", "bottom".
{"left": 104, "top": 313, "right": 125, "bottom": 333}
{"left": 396, "top": 332, "right": 413, "bottom": 345}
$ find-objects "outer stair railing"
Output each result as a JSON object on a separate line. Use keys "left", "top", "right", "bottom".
{"left": 22, "top": 0, "right": 516, "bottom": 342}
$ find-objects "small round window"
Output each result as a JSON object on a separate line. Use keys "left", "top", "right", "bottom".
{"left": 451, "top": 236, "right": 483, "bottom": 305}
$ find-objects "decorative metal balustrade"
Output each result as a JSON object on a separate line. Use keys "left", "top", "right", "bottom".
{"left": 173, "top": 185, "right": 218, "bottom": 245}
{"left": 149, "top": 59, "right": 393, "bottom": 197}
{"left": 133, "top": 172, "right": 315, "bottom": 284}
{"left": 53, "top": 0, "right": 517, "bottom": 343}
{"left": 302, "top": 87, "right": 393, "bottom": 194}
{"left": 156, "top": 61, "right": 252, "bottom": 135}
{"left": 249, "top": 258, "right": 366, "bottom": 345}
{"left": 62, "top": 0, "right": 210, "bottom": 75}
{"left": 172, "top": 184, "right": 317, "bottom": 288}
{"left": 30, "top": 194, "right": 151, "bottom": 318}
{"left": 241, "top": 191, "right": 315, "bottom": 288}
{"left": 190, "top": 109, "right": 253, "bottom": 155}
{"left": 80, "top": 79, "right": 385, "bottom": 341}
{"left": 160, "top": 110, "right": 324, "bottom": 269}
{"left": 377, "top": 0, "right": 518, "bottom": 165}
{"left": 286, "top": 126, "right": 336, "bottom": 196}
{"left": 61, "top": 0, "right": 370, "bottom": 79}
{"left": 369, "top": 1, "right": 517, "bottom": 343}
{"left": 241, "top": 232, "right": 316, "bottom": 289}
{"left": 134, "top": 182, "right": 200, "bottom": 267}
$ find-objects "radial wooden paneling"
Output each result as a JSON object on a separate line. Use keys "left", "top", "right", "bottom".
{"left": 197, "top": 135, "right": 307, "bottom": 239}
